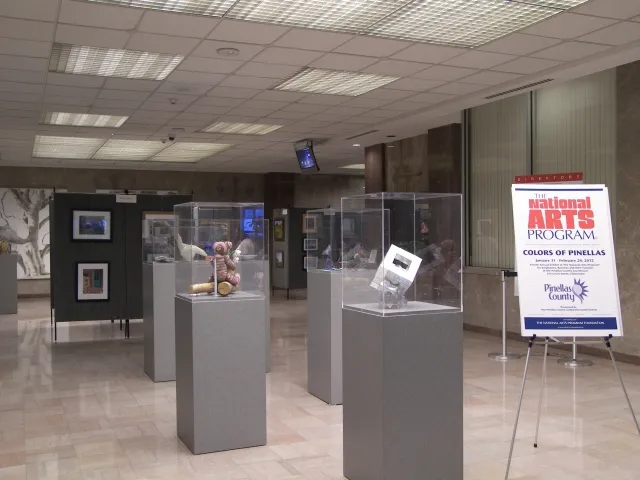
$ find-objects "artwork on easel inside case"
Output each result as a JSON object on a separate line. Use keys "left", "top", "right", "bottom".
{"left": 274, "top": 219, "right": 285, "bottom": 242}
{"left": 76, "top": 262, "right": 109, "bottom": 301}
{"left": 72, "top": 210, "right": 111, "bottom": 241}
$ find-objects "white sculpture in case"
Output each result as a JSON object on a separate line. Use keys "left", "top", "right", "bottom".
{"left": 370, "top": 244, "right": 422, "bottom": 309}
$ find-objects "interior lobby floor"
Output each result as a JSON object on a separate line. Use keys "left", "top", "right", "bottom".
{"left": 1, "top": 298, "right": 640, "bottom": 480}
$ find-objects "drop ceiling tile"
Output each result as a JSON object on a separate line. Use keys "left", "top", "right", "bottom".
{"left": 461, "top": 71, "right": 523, "bottom": 86}
{"left": 298, "top": 94, "right": 349, "bottom": 105}
{"left": 366, "top": 109, "right": 403, "bottom": 119}
{"left": 98, "top": 90, "right": 152, "bottom": 101}
{"left": 357, "top": 88, "right": 415, "bottom": 100}
{"left": 253, "top": 90, "right": 307, "bottom": 102}
{"left": 139, "top": 102, "right": 187, "bottom": 112}
{"left": 341, "top": 116, "right": 381, "bottom": 125}
{"left": 198, "top": 96, "right": 245, "bottom": 107}
{"left": 0, "top": 55, "right": 47, "bottom": 72}
{"left": 126, "top": 116, "right": 169, "bottom": 125}
{"left": 339, "top": 97, "right": 392, "bottom": 108}
{"left": 55, "top": 25, "right": 131, "bottom": 49}
{"left": 128, "top": 33, "right": 201, "bottom": 56}
{"left": 444, "top": 51, "right": 516, "bottom": 69}
{"left": 412, "top": 65, "right": 477, "bottom": 81}
{"left": 191, "top": 40, "right": 264, "bottom": 61}
{"left": 274, "top": 29, "right": 352, "bottom": 51}
{"left": 579, "top": 21, "right": 640, "bottom": 45}
{"left": 42, "top": 104, "right": 90, "bottom": 114}
{"left": 59, "top": 0, "right": 143, "bottom": 30}
{"left": 310, "top": 53, "right": 378, "bottom": 72}
{"left": 252, "top": 47, "right": 324, "bottom": 67}
{"left": 103, "top": 78, "right": 160, "bottom": 92}
{"left": 391, "top": 44, "right": 467, "bottom": 64}
{"left": 268, "top": 111, "right": 309, "bottom": 120}
{"left": 0, "top": 38, "right": 52, "bottom": 58}
{"left": 0, "top": 18, "right": 54, "bottom": 42}
{"left": 158, "top": 82, "right": 212, "bottom": 95}
{"left": 382, "top": 101, "right": 425, "bottom": 112}
{"left": 362, "top": 60, "right": 427, "bottom": 77}
{"left": 241, "top": 99, "right": 289, "bottom": 110}
{"left": 47, "top": 73, "right": 106, "bottom": 88}
{"left": 219, "top": 75, "right": 277, "bottom": 89}
{"left": 42, "top": 94, "right": 95, "bottom": 106}
{"left": 386, "top": 78, "right": 444, "bottom": 92}
{"left": 404, "top": 92, "right": 455, "bottom": 104}
{"left": 175, "top": 112, "right": 216, "bottom": 122}
{"left": 236, "top": 62, "right": 301, "bottom": 79}
{"left": 0, "top": 81, "right": 43, "bottom": 95}
{"left": 574, "top": 0, "right": 640, "bottom": 19}
{"left": 430, "top": 83, "right": 486, "bottom": 95}
{"left": 147, "top": 92, "right": 198, "bottom": 104}
{"left": 166, "top": 71, "right": 227, "bottom": 85}
{"left": 0, "top": 69, "right": 47, "bottom": 84}
{"left": 45, "top": 85, "right": 99, "bottom": 98}
{"left": 479, "top": 34, "right": 561, "bottom": 56}
{"left": 208, "top": 20, "right": 289, "bottom": 44}
{"left": 88, "top": 107, "right": 137, "bottom": 116}
{"left": 0, "top": 0, "right": 59, "bottom": 21}
{"left": 324, "top": 106, "right": 370, "bottom": 116}
{"left": 281, "top": 103, "right": 330, "bottom": 113}
{"left": 186, "top": 104, "right": 235, "bottom": 115}
{"left": 533, "top": 42, "right": 610, "bottom": 61}
{"left": 522, "top": 13, "right": 617, "bottom": 39}
{"left": 493, "top": 57, "right": 563, "bottom": 74}
{"left": 138, "top": 11, "right": 220, "bottom": 38}
{"left": 334, "top": 36, "right": 411, "bottom": 57}
{"left": 93, "top": 99, "right": 143, "bottom": 109}
{"left": 132, "top": 110, "right": 178, "bottom": 120}
{"left": 179, "top": 57, "right": 245, "bottom": 74}
{"left": 208, "top": 86, "right": 261, "bottom": 98}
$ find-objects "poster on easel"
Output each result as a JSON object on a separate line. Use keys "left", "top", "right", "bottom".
{"left": 512, "top": 183, "right": 622, "bottom": 337}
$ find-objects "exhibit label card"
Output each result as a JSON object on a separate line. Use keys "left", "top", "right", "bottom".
{"left": 512, "top": 184, "right": 622, "bottom": 337}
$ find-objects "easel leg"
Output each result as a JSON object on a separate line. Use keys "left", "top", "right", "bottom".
{"left": 534, "top": 338, "right": 549, "bottom": 448}
{"left": 505, "top": 335, "right": 536, "bottom": 480}
{"left": 605, "top": 336, "right": 640, "bottom": 436}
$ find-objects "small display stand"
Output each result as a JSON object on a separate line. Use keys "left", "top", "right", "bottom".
{"left": 174, "top": 202, "right": 267, "bottom": 454}
{"left": 341, "top": 193, "right": 463, "bottom": 480}
{"left": 143, "top": 221, "right": 177, "bottom": 382}
{"left": 488, "top": 270, "right": 522, "bottom": 361}
{"left": 0, "top": 253, "right": 18, "bottom": 315}
{"left": 306, "top": 209, "right": 345, "bottom": 404}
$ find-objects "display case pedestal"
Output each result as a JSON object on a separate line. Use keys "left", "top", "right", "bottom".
{"left": 342, "top": 308, "right": 463, "bottom": 480}
{"left": 175, "top": 295, "right": 266, "bottom": 455}
{"left": 307, "top": 270, "right": 342, "bottom": 405}
{"left": 143, "top": 262, "right": 176, "bottom": 382}
{"left": 0, "top": 254, "right": 18, "bottom": 315}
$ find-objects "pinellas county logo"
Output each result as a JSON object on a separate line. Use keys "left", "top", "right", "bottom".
{"left": 544, "top": 279, "right": 588, "bottom": 303}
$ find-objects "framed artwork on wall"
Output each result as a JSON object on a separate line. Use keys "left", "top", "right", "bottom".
{"left": 303, "top": 238, "right": 318, "bottom": 251}
{"left": 274, "top": 219, "right": 285, "bottom": 242}
{"left": 303, "top": 214, "right": 317, "bottom": 234}
{"left": 275, "top": 251, "right": 284, "bottom": 268}
{"left": 72, "top": 210, "right": 112, "bottom": 241}
{"left": 76, "top": 262, "right": 109, "bottom": 301}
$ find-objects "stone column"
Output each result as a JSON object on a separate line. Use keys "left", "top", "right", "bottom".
{"left": 364, "top": 144, "right": 385, "bottom": 194}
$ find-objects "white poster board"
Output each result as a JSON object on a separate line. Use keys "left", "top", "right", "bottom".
{"left": 512, "top": 184, "right": 622, "bottom": 337}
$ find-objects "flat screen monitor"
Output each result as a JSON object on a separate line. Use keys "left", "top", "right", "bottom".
{"left": 295, "top": 143, "right": 320, "bottom": 172}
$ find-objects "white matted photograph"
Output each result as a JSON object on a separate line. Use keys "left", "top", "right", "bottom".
{"left": 76, "top": 262, "right": 109, "bottom": 301}
{"left": 73, "top": 210, "right": 112, "bottom": 241}
{"left": 303, "top": 214, "right": 317, "bottom": 234}
{"left": 304, "top": 238, "right": 318, "bottom": 251}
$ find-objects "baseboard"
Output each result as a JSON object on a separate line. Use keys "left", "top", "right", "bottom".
{"left": 463, "top": 323, "right": 640, "bottom": 366}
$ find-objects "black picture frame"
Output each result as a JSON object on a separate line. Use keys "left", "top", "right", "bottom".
{"left": 75, "top": 261, "right": 110, "bottom": 302}
{"left": 72, "top": 209, "right": 113, "bottom": 242}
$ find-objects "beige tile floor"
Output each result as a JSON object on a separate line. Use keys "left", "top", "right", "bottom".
{"left": 1, "top": 298, "right": 640, "bottom": 479}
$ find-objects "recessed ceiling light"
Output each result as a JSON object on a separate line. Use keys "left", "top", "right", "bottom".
{"left": 49, "top": 43, "right": 183, "bottom": 81}
{"left": 353, "top": 144, "right": 361, "bottom": 147}
{"left": 92, "top": 140, "right": 167, "bottom": 161}
{"left": 33, "top": 136, "right": 105, "bottom": 159}
{"left": 40, "top": 112, "right": 129, "bottom": 128}
{"left": 341, "top": 164, "right": 365, "bottom": 170}
{"left": 365, "top": 0, "right": 565, "bottom": 47}
{"left": 202, "top": 121, "right": 283, "bottom": 135}
{"left": 226, "top": 0, "right": 415, "bottom": 34}
{"left": 81, "top": 0, "right": 236, "bottom": 16}
{"left": 216, "top": 47, "right": 240, "bottom": 57}
{"left": 151, "top": 143, "right": 233, "bottom": 162}
{"left": 274, "top": 68, "right": 399, "bottom": 96}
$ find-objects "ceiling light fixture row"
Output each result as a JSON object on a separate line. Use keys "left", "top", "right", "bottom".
{"left": 79, "top": 0, "right": 589, "bottom": 48}
{"left": 40, "top": 112, "right": 129, "bottom": 128}
{"left": 33, "top": 136, "right": 232, "bottom": 162}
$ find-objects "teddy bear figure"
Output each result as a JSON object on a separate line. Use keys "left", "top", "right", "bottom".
{"left": 211, "top": 241, "right": 240, "bottom": 296}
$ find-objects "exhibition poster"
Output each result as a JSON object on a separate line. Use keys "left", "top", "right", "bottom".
{"left": 512, "top": 184, "right": 622, "bottom": 337}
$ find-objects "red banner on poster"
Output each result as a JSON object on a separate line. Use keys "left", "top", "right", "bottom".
{"left": 514, "top": 172, "right": 583, "bottom": 184}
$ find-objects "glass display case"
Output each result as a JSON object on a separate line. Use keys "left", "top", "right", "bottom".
{"left": 174, "top": 202, "right": 266, "bottom": 301}
{"left": 304, "top": 208, "right": 361, "bottom": 272}
{"left": 341, "top": 192, "right": 462, "bottom": 316}
{"left": 142, "top": 218, "right": 176, "bottom": 263}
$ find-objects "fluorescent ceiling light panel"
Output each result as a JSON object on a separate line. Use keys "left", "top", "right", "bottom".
{"left": 151, "top": 142, "right": 233, "bottom": 162}
{"left": 40, "top": 112, "right": 129, "bottom": 128}
{"left": 341, "top": 164, "right": 365, "bottom": 170}
{"left": 93, "top": 140, "right": 166, "bottom": 160}
{"left": 202, "top": 121, "right": 283, "bottom": 135}
{"left": 82, "top": 0, "right": 236, "bottom": 16}
{"left": 274, "top": 68, "right": 398, "bottom": 96}
{"left": 365, "top": 0, "right": 563, "bottom": 47}
{"left": 33, "top": 136, "right": 105, "bottom": 159}
{"left": 49, "top": 43, "right": 183, "bottom": 81}
{"left": 226, "top": 0, "right": 414, "bottom": 34}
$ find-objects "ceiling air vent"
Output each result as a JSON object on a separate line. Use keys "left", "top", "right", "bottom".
{"left": 485, "top": 79, "right": 553, "bottom": 100}
{"left": 346, "top": 130, "right": 378, "bottom": 140}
